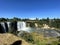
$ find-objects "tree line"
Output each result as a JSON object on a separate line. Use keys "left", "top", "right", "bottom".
{"left": 0, "top": 17, "right": 60, "bottom": 29}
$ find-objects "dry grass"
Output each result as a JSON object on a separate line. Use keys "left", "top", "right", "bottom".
{"left": 31, "top": 32, "right": 58, "bottom": 45}
{"left": 0, "top": 33, "right": 30, "bottom": 45}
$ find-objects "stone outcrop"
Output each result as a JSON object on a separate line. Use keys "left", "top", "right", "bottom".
{"left": 0, "top": 33, "right": 30, "bottom": 45}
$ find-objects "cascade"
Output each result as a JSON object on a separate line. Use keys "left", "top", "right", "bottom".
{"left": 0, "top": 22, "right": 6, "bottom": 33}
{"left": 7, "top": 22, "right": 10, "bottom": 28}
{"left": 17, "top": 21, "right": 26, "bottom": 31}
{"left": 6, "top": 22, "right": 11, "bottom": 32}
{"left": 0, "top": 21, "right": 60, "bottom": 37}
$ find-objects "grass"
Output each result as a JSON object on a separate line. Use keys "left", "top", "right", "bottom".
{"left": 0, "top": 32, "right": 59, "bottom": 45}
{"left": 30, "top": 32, "right": 60, "bottom": 45}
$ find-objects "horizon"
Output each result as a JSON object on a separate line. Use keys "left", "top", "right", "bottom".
{"left": 0, "top": 0, "right": 60, "bottom": 18}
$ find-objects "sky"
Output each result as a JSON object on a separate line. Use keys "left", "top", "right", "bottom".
{"left": 0, "top": 0, "right": 60, "bottom": 19}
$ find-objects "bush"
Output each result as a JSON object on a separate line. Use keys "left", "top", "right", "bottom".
{"left": 17, "top": 31, "right": 34, "bottom": 43}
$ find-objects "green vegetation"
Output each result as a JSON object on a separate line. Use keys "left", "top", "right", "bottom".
{"left": 0, "top": 17, "right": 60, "bottom": 29}
{"left": 0, "top": 17, "right": 60, "bottom": 45}
{"left": 18, "top": 31, "right": 34, "bottom": 43}
{"left": 17, "top": 32, "right": 60, "bottom": 45}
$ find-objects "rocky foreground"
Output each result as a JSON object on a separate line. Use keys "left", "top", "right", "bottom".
{"left": 0, "top": 33, "right": 30, "bottom": 45}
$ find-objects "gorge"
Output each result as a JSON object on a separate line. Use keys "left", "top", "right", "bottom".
{"left": 0, "top": 21, "right": 60, "bottom": 37}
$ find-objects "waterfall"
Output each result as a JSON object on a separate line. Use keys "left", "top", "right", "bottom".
{"left": 0, "top": 21, "right": 29, "bottom": 33}
{"left": 17, "top": 21, "right": 26, "bottom": 31}
{"left": 0, "top": 22, "right": 6, "bottom": 33}
{"left": 5, "top": 22, "right": 8, "bottom": 32}
{"left": 7, "top": 22, "right": 10, "bottom": 28}
{"left": 6, "top": 22, "right": 11, "bottom": 32}
{"left": 0, "top": 22, "right": 9, "bottom": 33}
{"left": 0, "top": 21, "right": 60, "bottom": 37}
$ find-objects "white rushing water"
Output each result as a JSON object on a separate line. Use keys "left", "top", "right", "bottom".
{"left": 0, "top": 21, "right": 60, "bottom": 37}
{"left": 17, "top": 21, "right": 32, "bottom": 32}
{"left": 0, "top": 22, "right": 6, "bottom": 32}
{"left": 7, "top": 22, "right": 10, "bottom": 28}
{"left": 17, "top": 21, "right": 26, "bottom": 31}
{"left": 6, "top": 22, "right": 11, "bottom": 32}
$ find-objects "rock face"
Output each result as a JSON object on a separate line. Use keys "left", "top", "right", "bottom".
{"left": 0, "top": 33, "right": 30, "bottom": 45}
